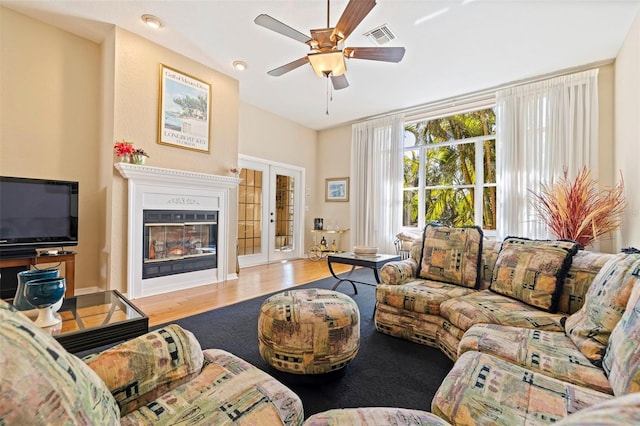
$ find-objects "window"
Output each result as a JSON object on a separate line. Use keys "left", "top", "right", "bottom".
{"left": 402, "top": 108, "right": 497, "bottom": 232}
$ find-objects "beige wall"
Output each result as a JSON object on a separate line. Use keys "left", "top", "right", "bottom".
{"left": 2, "top": 4, "right": 637, "bottom": 298}
{"left": 614, "top": 10, "right": 640, "bottom": 250}
{"left": 596, "top": 63, "right": 616, "bottom": 253}
{"left": 105, "top": 28, "right": 240, "bottom": 293}
{"left": 317, "top": 124, "right": 352, "bottom": 251}
{"left": 1, "top": 7, "right": 103, "bottom": 288}
{"left": 1, "top": 8, "right": 241, "bottom": 294}
{"left": 238, "top": 102, "right": 317, "bottom": 249}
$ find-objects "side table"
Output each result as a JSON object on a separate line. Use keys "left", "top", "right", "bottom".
{"left": 327, "top": 252, "right": 401, "bottom": 294}
{"left": 49, "top": 290, "right": 148, "bottom": 353}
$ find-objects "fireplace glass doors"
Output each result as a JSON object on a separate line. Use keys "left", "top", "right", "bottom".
{"left": 142, "top": 210, "right": 218, "bottom": 279}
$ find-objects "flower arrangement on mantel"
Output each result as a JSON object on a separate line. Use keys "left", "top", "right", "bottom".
{"left": 114, "top": 140, "right": 149, "bottom": 165}
{"left": 529, "top": 166, "right": 626, "bottom": 249}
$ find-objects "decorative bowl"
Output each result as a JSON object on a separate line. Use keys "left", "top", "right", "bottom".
{"left": 353, "top": 246, "right": 379, "bottom": 256}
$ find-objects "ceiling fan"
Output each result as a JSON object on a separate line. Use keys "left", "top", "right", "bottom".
{"left": 254, "top": 0, "right": 406, "bottom": 90}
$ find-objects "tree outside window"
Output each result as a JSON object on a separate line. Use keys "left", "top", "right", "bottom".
{"left": 402, "top": 108, "right": 496, "bottom": 231}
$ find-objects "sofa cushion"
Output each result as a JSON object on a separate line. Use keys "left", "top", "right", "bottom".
{"left": 120, "top": 348, "right": 304, "bottom": 425}
{"left": 376, "top": 280, "right": 477, "bottom": 315}
{"left": 478, "top": 238, "right": 502, "bottom": 290}
{"left": 84, "top": 324, "right": 204, "bottom": 415}
{"left": 459, "top": 324, "right": 612, "bottom": 394}
{"left": 432, "top": 351, "right": 612, "bottom": 425}
{"left": 417, "top": 223, "right": 483, "bottom": 289}
{"left": 0, "top": 300, "right": 120, "bottom": 424}
{"left": 440, "top": 289, "right": 565, "bottom": 333}
{"left": 558, "top": 251, "right": 618, "bottom": 314}
{"left": 489, "top": 237, "right": 579, "bottom": 312}
{"left": 602, "top": 259, "right": 640, "bottom": 396}
{"left": 564, "top": 254, "right": 639, "bottom": 367}
{"left": 555, "top": 392, "right": 640, "bottom": 425}
{"left": 303, "top": 407, "right": 450, "bottom": 426}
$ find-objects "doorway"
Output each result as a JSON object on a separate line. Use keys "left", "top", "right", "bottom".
{"left": 237, "top": 156, "right": 304, "bottom": 267}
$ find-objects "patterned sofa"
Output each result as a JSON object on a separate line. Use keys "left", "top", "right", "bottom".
{"left": 0, "top": 299, "right": 303, "bottom": 425}
{"left": 374, "top": 223, "right": 640, "bottom": 424}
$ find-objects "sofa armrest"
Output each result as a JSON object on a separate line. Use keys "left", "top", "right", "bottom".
{"left": 380, "top": 258, "right": 419, "bottom": 285}
{"left": 83, "top": 324, "right": 204, "bottom": 416}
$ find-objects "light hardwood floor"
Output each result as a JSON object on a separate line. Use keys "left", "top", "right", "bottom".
{"left": 132, "top": 259, "right": 351, "bottom": 327}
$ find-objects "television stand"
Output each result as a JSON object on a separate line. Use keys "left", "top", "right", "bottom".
{"left": 0, "top": 252, "right": 76, "bottom": 298}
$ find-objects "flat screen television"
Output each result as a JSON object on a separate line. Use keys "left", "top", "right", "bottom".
{"left": 0, "top": 176, "right": 79, "bottom": 257}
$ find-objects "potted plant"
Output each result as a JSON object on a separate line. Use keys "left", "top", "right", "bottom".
{"left": 114, "top": 141, "right": 135, "bottom": 162}
{"left": 529, "top": 166, "right": 626, "bottom": 249}
{"left": 132, "top": 148, "right": 149, "bottom": 165}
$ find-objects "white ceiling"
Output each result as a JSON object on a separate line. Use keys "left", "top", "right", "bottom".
{"left": 3, "top": 0, "right": 639, "bottom": 131}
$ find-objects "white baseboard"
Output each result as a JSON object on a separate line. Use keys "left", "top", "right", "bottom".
{"left": 74, "top": 286, "right": 102, "bottom": 295}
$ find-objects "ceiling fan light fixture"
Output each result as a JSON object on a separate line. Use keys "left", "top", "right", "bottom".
{"left": 308, "top": 51, "right": 346, "bottom": 78}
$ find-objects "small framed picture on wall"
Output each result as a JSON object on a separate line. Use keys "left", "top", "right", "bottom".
{"left": 325, "top": 177, "right": 349, "bottom": 202}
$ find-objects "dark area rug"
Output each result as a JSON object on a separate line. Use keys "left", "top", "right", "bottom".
{"left": 155, "top": 267, "right": 454, "bottom": 418}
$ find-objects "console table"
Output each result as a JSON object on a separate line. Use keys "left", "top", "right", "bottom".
{"left": 0, "top": 252, "right": 76, "bottom": 297}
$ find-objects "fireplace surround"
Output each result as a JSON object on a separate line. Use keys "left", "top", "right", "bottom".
{"left": 115, "top": 163, "right": 240, "bottom": 298}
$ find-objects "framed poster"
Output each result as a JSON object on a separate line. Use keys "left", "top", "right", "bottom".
{"left": 158, "top": 64, "right": 211, "bottom": 153}
{"left": 325, "top": 177, "right": 350, "bottom": 202}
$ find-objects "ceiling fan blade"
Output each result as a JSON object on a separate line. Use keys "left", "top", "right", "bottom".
{"left": 344, "top": 47, "right": 406, "bottom": 62}
{"left": 331, "top": 74, "right": 349, "bottom": 90}
{"left": 254, "top": 14, "right": 311, "bottom": 44}
{"left": 267, "top": 56, "right": 310, "bottom": 76}
{"left": 332, "top": 0, "right": 376, "bottom": 42}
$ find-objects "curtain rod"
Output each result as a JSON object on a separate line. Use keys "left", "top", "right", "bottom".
{"left": 336, "top": 58, "right": 614, "bottom": 128}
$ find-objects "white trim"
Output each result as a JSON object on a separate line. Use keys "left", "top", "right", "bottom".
{"left": 237, "top": 155, "right": 306, "bottom": 266}
{"left": 115, "top": 163, "right": 241, "bottom": 298}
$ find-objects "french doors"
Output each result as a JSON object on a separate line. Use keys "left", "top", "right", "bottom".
{"left": 237, "top": 156, "right": 304, "bottom": 267}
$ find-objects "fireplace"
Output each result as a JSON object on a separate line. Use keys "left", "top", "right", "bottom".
{"left": 115, "top": 163, "right": 240, "bottom": 298}
{"left": 143, "top": 210, "right": 218, "bottom": 279}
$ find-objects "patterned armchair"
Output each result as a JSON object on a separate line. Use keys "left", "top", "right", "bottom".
{"left": 0, "top": 300, "right": 303, "bottom": 425}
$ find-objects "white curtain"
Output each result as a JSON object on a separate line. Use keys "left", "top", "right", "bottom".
{"left": 350, "top": 113, "right": 405, "bottom": 253}
{"left": 496, "top": 69, "right": 599, "bottom": 240}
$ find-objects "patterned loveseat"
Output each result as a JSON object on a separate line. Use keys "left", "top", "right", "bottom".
{"left": 0, "top": 299, "right": 303, "bottom": 425}
{"left": 374, "top": 223, "right": 640, "bottom": 424}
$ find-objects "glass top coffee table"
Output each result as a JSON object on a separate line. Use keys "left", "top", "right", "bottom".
{"left": 327, "top": 252, "right": 401, "bottom": 294}
{"left": 48, "top": 290, "right": 148, "bottom": 353}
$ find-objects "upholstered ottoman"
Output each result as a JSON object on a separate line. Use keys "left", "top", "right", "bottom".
{"left": 258, "top": 288, "right": 360, "bottom": 374}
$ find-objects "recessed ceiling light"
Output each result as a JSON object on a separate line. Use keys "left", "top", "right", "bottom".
{"left": 141, "top": 14, "right": 162, "bottom": 29}
{"left": 233, "top": 61, "right": 247, "bottom": 71}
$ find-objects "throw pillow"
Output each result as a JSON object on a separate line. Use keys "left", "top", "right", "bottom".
{"left": 0, "top": 300, "right": 120, "bottom": 424}
{"left": 564, "top": 254, "right": 639, "bottom": 367}
{"left": 417, "top": 223, "right": 483, "bottom": 289}
{"left": 602, "top": 255, "right": 640, "bottom": 396}
{"left": 489, "top": 237, "right": 579, "bottom": 312}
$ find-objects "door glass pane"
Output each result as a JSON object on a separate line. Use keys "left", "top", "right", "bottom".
{"left": 238, "top": 168, "right": 263, "bottom": 255}
{"left": 275, "top": 174, "right": 294, "bottom": 252}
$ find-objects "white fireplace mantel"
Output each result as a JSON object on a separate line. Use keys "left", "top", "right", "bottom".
{"left": 115, "top": 163, "right": 241, "bottom": 298}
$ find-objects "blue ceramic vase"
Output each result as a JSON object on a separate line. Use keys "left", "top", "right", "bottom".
{"left": 14, "top": 269, "right": 60, "bottom": 311}
{"left": 24, "top": 277, "right": 66, "bottom": 327}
